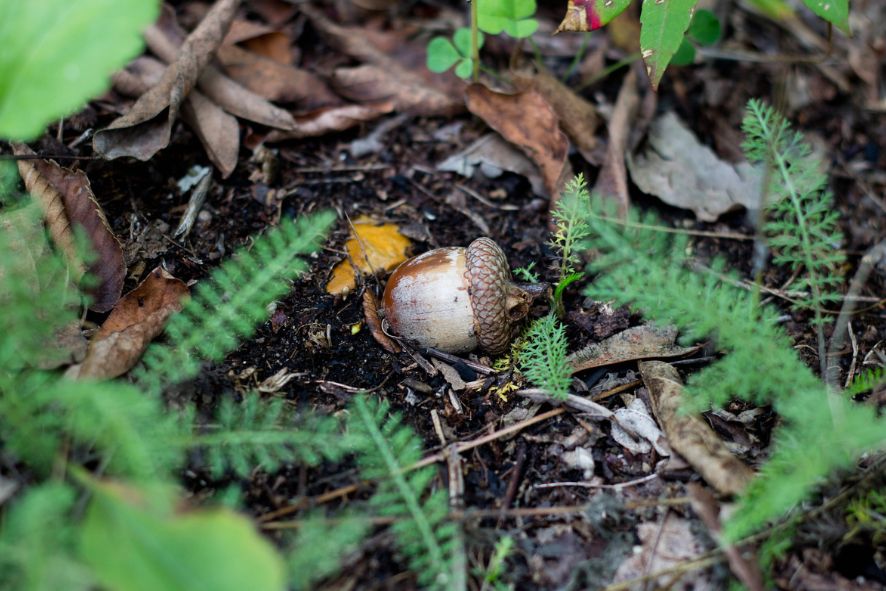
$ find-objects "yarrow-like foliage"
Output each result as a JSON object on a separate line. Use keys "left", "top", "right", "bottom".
{"left": 518, "top": 313, "right": 572, "bottom": 401}
{"left": 348, "top": 395, "right": 460, "bottom": 590}
{"left": 743, "top": 99, "right": 845, "bottom": 374}
{"left": 136, "top": 211, "right": 336, "bottom": 393}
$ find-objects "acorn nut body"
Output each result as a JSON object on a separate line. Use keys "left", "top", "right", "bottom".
{"left": 381, "top": 238, "right": 536, "bottom": 355}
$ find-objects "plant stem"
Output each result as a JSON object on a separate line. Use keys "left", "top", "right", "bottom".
{"left": 471, "top": 0, "right": 479, "bottom": 81}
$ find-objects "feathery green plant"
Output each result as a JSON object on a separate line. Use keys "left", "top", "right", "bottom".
{"left": 191, "top": 393, "right": 352, "bottom": 478}
{"left": 136, "top": 211, "right": 336, "bottom": 393}
{"left": 0, "top": 483, "right": 93, "bottom": 591}
{"left": 549, "top": 173, "right": 592, "bottom": 317}
{"left": 286, "top": 513, "right": 370, "bottom": 591}
{"left": 572, "top": 98, "right": 886, "bottom": 541}
{"left": 743, "top": 98, "right": 845, "bottom": 375}
{"left": 518, "top": 312, "right": 572, "bottom": 401}
{"left": 844, "top": 366, "right": 886, "bottom": 398}
{"left": 348, "top": 395, "right": 460, "bottom": 590}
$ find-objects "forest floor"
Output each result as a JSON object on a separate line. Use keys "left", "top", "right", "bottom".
{"left": 7, "top": 0, "right": 886, "bottom": 589}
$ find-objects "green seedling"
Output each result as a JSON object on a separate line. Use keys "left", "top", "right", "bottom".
{"left": 671, "top": 9, "right": 722, "bottom": 66}
{"left": 427, "top": 27, "right": 484, "bottom": 79}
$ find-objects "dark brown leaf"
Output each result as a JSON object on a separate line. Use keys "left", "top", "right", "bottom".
{"left": 13, "top": 145, "right": 126, "bottom": 313}
{"left": 93, "top": 0, "right": 243, "bottom": 162}
{"left": 568, "top": 324, "right": 697, "bottom": 374}
{"left": 465, "top": 84, "right": 572, "bottom": 200}
{"left": 592, "top": 68, "right": 639, "bottom": 215}
{"left": 74, "top": 267, "right": 189, "bottom": 380}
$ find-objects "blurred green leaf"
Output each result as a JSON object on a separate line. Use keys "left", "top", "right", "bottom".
{"left": 688, "top": 9, "right": 721, "bottom": 45}
{"left": 800, "top": 0, "right": 848, "bottom": 33}
{"left": 81, "top": 481, "right": 286, "bottom": 591}
{"left": 0, "top": 0, "right": 158, "bottom": 140}
{"left": 670, "top": 38, "right": 697, "bottom": 66}
{"left": 640, "top": 0, "right": 699, "bottom": 88}
{"left": 426, "top": 37, "right": 460, "bottom": 73}
{"left": 478, "top": 0, "right": 538, "bottom": 38}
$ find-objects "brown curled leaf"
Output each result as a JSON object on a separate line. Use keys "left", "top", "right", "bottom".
{"left": 363, "top": 290, "right": 400, "bottom": 354}
{"left": 74, "top": 267, "right": 189, "bottom": 380}
{"left": 640, "top": 361, "right": 755, "bottom": 496}
{"left": 13, "top": 144, "right": 126, "bottom": 313}
{"left": 265, "top": 102, "right": 395, "bottom": 142}
{"left": 567, "top": 324, "right": 697, "bottom": 374}
{"left": 93, "top": 0, "right": 243, "bottom": 162}
{"left": 144, "top": 5, "right": 296, "bottom": 129}
{"left": 465, "top": 84, "right": 572, "bottom": 200}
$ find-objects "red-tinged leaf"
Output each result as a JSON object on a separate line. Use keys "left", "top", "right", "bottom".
{"left": 639, "top": 0, "right": 699, "bottom": 88}
{"left": 556, "top": 0, "right": 633, "bottom": 33}
{"left": 13, "top": 144, "right": 126, "bottom": 312}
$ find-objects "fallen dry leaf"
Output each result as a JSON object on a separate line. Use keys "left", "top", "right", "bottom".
{"left": 639, "top": 360, "right": 755, "bottom": 496}
{"left": 612, "top": 514, "right": 714, "bottom": 591}
{"left": 567, "top": 324, "right": 697, "bottom": 374}
{"left": 265, "top": 102, "right": 394, "bottom": 142}
{"left": 13, "top": 145, "right": 126, "bottom": 313}
{"left": 93, "top": 0, "right": 243, "bottom": 163}
{"left": 301, "top": 4, "right": 464, "bottom": 116}
{"left": 145, "top": 5, "right": 296, "bottom": 129}
{"left": 224, "top": 19, "right": 293, "bottom": 64}
{"left": 326, "top": 216, "right": 411, "bottom": 296}
{"left": 72, "top": 267, "right": 189, "bottom": 380}
{"left": 437, "top": 133, "right": 545, "bottom": 196}
{"left": 627, "top": 111, "right": 764, "bottom": 222}
{"left": 216, "top": 45, "right": 340, "bottom": 108}
{"left": 465, "top": 84, "right": 572, "bottom": 200}
{"left": 610, "top": 397, "right": 670, "bottom": 456}
{"left": 592, "top": 68, "right": 639, "bottom": 215}
{"left": 113, "top": 57, "right": 239, "bottom": 178}
{"left": 513, "top": 67, "right": 600, "bottom": 165}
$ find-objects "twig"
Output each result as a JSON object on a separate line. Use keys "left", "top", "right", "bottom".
{"left": 535, "top": 473, "right": 658, "bottom": 490}
{"left": 826, "top": 240, "right": 886, "bottom": 389}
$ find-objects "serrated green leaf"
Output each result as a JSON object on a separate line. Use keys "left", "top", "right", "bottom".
{"left": 478, "top": 0, "right": 539, "bottom": 38}
{"left": 800, "top": 0, "right": 849, "bottom": 34}
{"left": 0, "top": 0, "right": 159, "bottom": 140}
{"left": 670, "top": 38, "right": 696, "bottom": 65}
{"left": 688, "top": 9, "right": 720, "bottom": 45}
{"left": 81, "top": 481, "right": 286, "bottom": 591}
{"left": 426, "top": 37, "right": 460, "bottom": 73}
{"left": 640, "top": 0, "right": 699, "bottom": 88}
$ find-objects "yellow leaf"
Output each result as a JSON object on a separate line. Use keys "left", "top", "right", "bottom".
{"left": 326, "top": 216, "right": 411, "bottom": 296}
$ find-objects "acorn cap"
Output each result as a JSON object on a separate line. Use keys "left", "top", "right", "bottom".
{"left": 465, "top": 238, "right": 532, "bottom": 355}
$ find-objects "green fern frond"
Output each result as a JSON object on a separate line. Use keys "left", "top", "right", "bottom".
{"left": 189, "top": 393, "right": 351, "bottom": 478}
{"left": 286, "top": 513, "right": 370, "bottom": 591}
{"left": 348, "top": 395, "right": 459, "bottom": 590}
{"left": 571, "top": 173, "right": 884, "bottom": 538}
{"left": 135, "top": 211, "right": 336, "bottom": 393}
{"left": 518, "top": 313, "right": 572, "bottom": 401}
{"left": 844, "top": 366, "right": 886, "bottom": 397}
{"left": 0, "top": 202, "right": 80, "bottom": 374}
{"left": 550, "top": 174, "right": 592, "bottom": 277}
{"left": 724, "top": 394, "right": 885, "bottom": 541}
{"left": 742, "top": 99, "right": 845, "bottom": 375}
{"left": 0, "top": 373, "right": 183, "bottom": 479}
{"left": 0, "top": 483, "right": 94, "bottom": 591}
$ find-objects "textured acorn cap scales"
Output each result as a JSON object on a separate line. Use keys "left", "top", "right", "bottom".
{"left": 465, "top": 238, "right": 532, "bottom": 355}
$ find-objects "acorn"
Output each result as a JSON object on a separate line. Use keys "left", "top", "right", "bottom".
{"left": 381, "top": 238, "right": 545, "bottom": 355}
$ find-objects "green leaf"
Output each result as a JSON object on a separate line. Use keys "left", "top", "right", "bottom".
{"left": 81, "top": 481, "right": 286, "bottom": 591}
{"left": 478, "top": 0, "right": 539, "bottom": 38}
{"left": 426, "top": 37, "right": 460, "bottom": 73}
{"left": 800, "top": 0, "right": 849, "bottom": 34}
{"left": 454, "top": 59, "right": 474, "bottom": 79}
{"left": 592, "top": 0, "right": 634, "bottom": 28}
{"left": 452, "top": 27, "right": 483, "bottom": 55}
{"left": 639, "top": 0, "right": 699, "bottom": 88}
{"left": 0, "top": 0, "right": 159, "bottom": 140}
{"left": 670, "top": 38, "right": 697, "bottom": 66}
{"left": 688, "top": 9, "right": 721, "bottom": 45}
